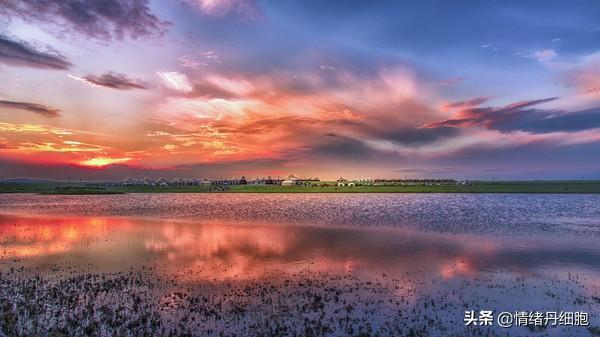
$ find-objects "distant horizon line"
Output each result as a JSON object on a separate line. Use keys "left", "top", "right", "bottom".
{"left": 1, "top": 177, "right": 599, "bottom": 183}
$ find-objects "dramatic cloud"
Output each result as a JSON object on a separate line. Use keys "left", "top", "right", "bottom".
{"left": 151, "top": 67, "right": 438, "bottom": 162}
{"left": 425, "top": 98, "right": 558, "bottom": 129}
{"left": 68, "top": 72, "right": 147, "bottom": 90}
{"left": 426, "top": 97, "right": 600, "bottom": 133}
{"left": 2, "top": 1, "right": 600, "bottom": 180}
{"left": 0, "top": 34, "right": 71, "bottom": 70}
{"left": 1, "top": 0, "right": 169, "bottom": 41}
{"left": 0, "top": 100, "right": 61, "bottom": 117}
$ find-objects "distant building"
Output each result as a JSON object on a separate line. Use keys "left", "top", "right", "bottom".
{"left": 337, "top": 177, "right": 348, "bottom": 186}
{"left": 281, "top": 174, "right": 299, "bottom": 186}
{"left": 279, "top": 174, "right": 319, "bottom": 186}
{"left": 281, "top": 180, "right": 295, "bottom": 186}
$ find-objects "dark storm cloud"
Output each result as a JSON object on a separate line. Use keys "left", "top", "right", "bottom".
{"left": 0, "top": 34, "right": 71, "bottom": 70}
{"left": 423, "top": 97, "right": 600, "bottom": 133}
{"left": 83, "top": 72, "right": 147, "bottom": 90}
{"left": 1, "top": 0, "right": 169, "bottom": 41}
{"left": 0, "top": 100, "right": 61, "bottom": 117}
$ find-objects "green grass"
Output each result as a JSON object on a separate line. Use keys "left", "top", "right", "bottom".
{"left": 0, "top": 183, "right": 122, "bottom": 195}
{"left": 227, "top": 181, "right": 600, "bottom": 193}
{"left": 113, "top": 185, "right": 212, "bottom": 193}
{"left": 2, "top": 180, "right": 600, "bottom": 194}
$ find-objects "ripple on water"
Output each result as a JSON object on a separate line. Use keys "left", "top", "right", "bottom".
{"left": 0, "top": 193, "right": 599, "bottom": 236}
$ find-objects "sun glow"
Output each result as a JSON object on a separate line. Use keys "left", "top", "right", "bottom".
{"left": 79, "top": 157, "right": 132, "bottom": 167}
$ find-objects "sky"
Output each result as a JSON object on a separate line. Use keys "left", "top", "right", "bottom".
{"left": 1, "top": 0, "right": 600, "bottom": 181}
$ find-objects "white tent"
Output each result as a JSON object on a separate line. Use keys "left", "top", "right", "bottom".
{"left": 281, "top": 180, "right": 295, "bottom": 186}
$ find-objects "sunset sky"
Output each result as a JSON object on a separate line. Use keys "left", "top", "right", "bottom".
{"left": 1, "top": 0, "right": 600, "bottom": 180}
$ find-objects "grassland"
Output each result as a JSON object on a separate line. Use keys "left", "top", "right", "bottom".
{"left": 1, "top": 180, "right": 600, "bottom": 194}
{"left": 229, "top": 181, "right": 600, "bottom": 193}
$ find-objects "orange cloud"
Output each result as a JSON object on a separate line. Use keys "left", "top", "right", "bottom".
{"left": 0, "top": 121, "right": 140, "bottom": 169}
{"left": 0, "top": 122, "right": 73, "bottom": 135}
{"left": 17, "top": 141, "right": 107, "bottom": 153}
{"left": 145, "top": 67, "right": 439, "bottom": 166}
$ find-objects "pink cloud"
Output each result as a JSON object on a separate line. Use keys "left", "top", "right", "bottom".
{"left": 441, "top": 97, "right": 490, "bottom": 112}
{"left": 424, "top": 97, "right": 558, "bottom": 129}
{"left": 156, "top": 71, "right": 193, "bottom": 93}
{"left": 564, "top": 53, "right": 600, "bottom": 98}
{"left": 145, "top": 66, "right": 442, "bottom": 164}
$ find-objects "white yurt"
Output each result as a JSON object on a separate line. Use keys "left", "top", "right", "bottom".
{"left": 281, "top": 174, "right": 299, "bottom": 186}
{"left": 281, "top": 180, "right": 295, "bottom": 186}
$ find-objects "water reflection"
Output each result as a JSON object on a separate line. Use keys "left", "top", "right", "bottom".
{"left": 0, "top": 216, "right": 132, "bottom": 258}
{"left": 1, "top": 214, "right": 599, "bottom": 281}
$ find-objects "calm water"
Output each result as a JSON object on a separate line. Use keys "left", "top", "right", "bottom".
{"left": 1, "top": 193, "right": 600, "bottom": 235}
{"left": 1, "top": 192, "right": 600, "bottom": 280}
{"left": 0, "top": 193, "right": 599, "bottom": 336}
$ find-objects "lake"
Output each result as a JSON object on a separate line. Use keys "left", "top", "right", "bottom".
{"left": 0, "top": 193, "right": 599, "bottom": 336}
